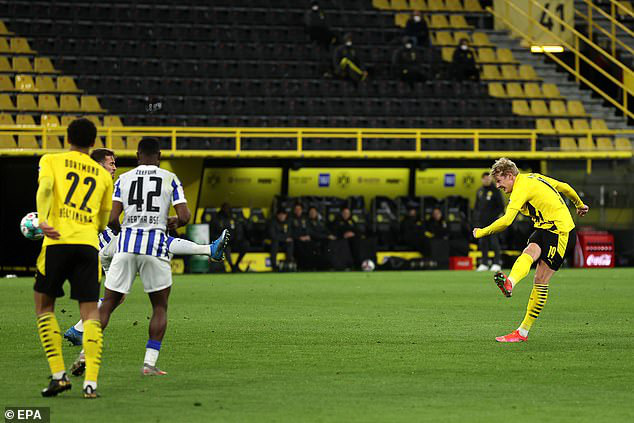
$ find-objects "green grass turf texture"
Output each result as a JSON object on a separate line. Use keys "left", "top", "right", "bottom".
{"left": 1, "top": 268, "right": 632, "bottom": 423}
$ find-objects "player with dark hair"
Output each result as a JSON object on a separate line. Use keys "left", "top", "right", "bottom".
{"left": 473, "top": 158, "right": 589, "bottom": 342}
{"left": 33, "top": 118, "right": 113, "bottom": 398}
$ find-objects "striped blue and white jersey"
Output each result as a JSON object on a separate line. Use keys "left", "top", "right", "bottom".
{"left": 113, "top": 165, "right": 186, "bottom": 259}
{"left": 98, "top": 227, "right": 117, "bottom": 251}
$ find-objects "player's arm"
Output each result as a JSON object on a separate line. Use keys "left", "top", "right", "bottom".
{"left": 169, "top": 175, "right": 190, "bottom": 229}
{"left": 473, "top": 207, "right": 519, "bottom": 238}
{"left": 108, "top": 201, "right": 123, "bottom": 233}
{"left": 36, "top": 155, "right": 60, "bottom": 239}
{"left": 541, "top": 175, "right": 589, "bottom": 216}
{"left": 97, "top": 175, "right": 114, "bottom": 232}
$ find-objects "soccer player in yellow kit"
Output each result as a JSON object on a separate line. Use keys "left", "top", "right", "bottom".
{"left": 33, "top": 118, "right": 113, "bottom": 397}
{"left": 473, "top": 158, "right": 589, "bottom": 342}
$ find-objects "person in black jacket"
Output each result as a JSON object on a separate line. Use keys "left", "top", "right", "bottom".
{"left": 452, "top": 38, "right": 480, "bottom": 81}
{"left": 268, "top": 209, "right": 295, "bottom": 271}
{"left": 392, "top": 36, "right": 427, "bottom": 84}
{"left": 400, "top": 207, "right": 425, "bottom": 254}
{"left": 304, "top": 1, "right": 336, "bottom": 48}
{"left": 211, "top": 203, "right": 250, "bottom": 272}
{"left": 474, "top": 172, "right": 505, "bottom": 271}
{"left": 332, "top": 33, "right": 368, "bottom": 82}
{"left": 404, "top": 10, "right": 430, "bottom": 46}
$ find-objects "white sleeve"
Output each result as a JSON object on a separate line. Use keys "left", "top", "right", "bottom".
{"left": 113, "top": 177, "right": 123, "bottom": 203}
{"left": 170, "top": 174, "right": 187, "bottom": 205}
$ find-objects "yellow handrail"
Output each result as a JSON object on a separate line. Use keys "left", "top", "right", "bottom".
{"left": 488, "top": 1, "right": 633, "bottom": 120}
{"left": 576, "top": 0, "right": 634, "bottom": 58}
{"left": 0, "top": 126, "right": 631, "bottom": 160}
{"left": 575, "top": 8, "right": 634, "bottom": 59}
{"left": 608, "top": 0, "right": 634, "bottom": 18}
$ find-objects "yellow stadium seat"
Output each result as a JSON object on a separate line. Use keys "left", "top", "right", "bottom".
{"left": 501, "top": 65, "right": 519, "bottom": 80}
{"left": 36, "top": 76, "right": 56, "bottom": 92}
{"left": 519, "top": 64, "right": 539, "bottom": 80}
{"left": 56, "top": 76, "right": 81, "bottom": 92}
{"left": 0, "top": 56, "right": 11, "bottom": 72}
{"left": 395, "top": 13, "right": 410, "bottom": 27}
{"left": 109, "top": 136, "right": 126, "bottom": 150}
{"left": 10, "top": 37, "right": 35, "bottom": 53}
{"left": 596, "top": 137, "right": 613, "bottom": 150}
{"left": 445, "top": 0, "right": 463, "bottom": 11}
{"left": 430, "top": 14, "right": 449, "bottom": 28}
{"left": 567, "top": 100, "right": 587, "bottom": 116}
{"left": 560, "top": 137, "right": 577, "bottom": 151}
{"left": 530, "top": 100, "right": 549, "bottom": 115}
{"left": 449, "top": 15, "right": 470, "bottom": 29}
{"left": 61, "top": 115, "right": 77, "bottom": 127}
{"left": 536, "top": 119, "right": 553, "bottom": 131}
{"left": 16, "top": 94, "right": 38, "bottom": 111}
{"left": 126, "top": 136, "right": 142, "bottom": 150}
{"left": 81, "top": 95, "right": 105, "bottom": 112}
{"left": 549, "top": 100, "right": 567, "bottom": 115}
{"left": 477, "top": 48, "right": 496, "bottom": 62}
{"left": 488, "top": 82, "right": 505, "bottom": 97}
{"left": 0, "top": 37, "right": 9, "bottom": 53}
{"left": 372, "top": 0, "right": 390, "bottom": 9}
{"left": 38, "top": 94, "right": 59, "bottom": 112}
{"left": 427, "top": 0, "right": 447, "bottom": 11}
{"left": 104, "top": 115, "right": 124, "bottom": 127}
{"left": 60, "top": 95, "right": 81, "bottom": 112}
{"left": 464, "top": 0, "right": 483, "bottom": 11}
{"left": 614, "top": 137, "right": 632, "bottom": 150}
{"left": 16, "top": 114, "right": 36, "bottom": 126}
{"left": 0, "top": 135, "right": 16, "bottom": 148}
{"left": 435, "top": 31, "right": 454, "bottom": 45}
{"left": 572, "top": 119, "right": 590, "bottom": 131}
{"left": 18, "top": 135, "right": 39, "bottom": 148}
{"left": 83, "top": 115, "right": 102, "bottom": 127}
{"left": 453, "top": 31, "right": 470, "bottom": 44}
{"left": 0, "top": 113, "right": 14, "bottom": 125}
{"left": 12, "top": 57, "right": 33, "bottom": 72}
{"left": 512, "top": 100, "right": 530, "bottom": 115}
{"left": 392, "top": 0, "right": 409, "bottom": 10}
{"left": 0, "top": 75, "right": 13, "bottom": 91}
{"left": 0, "top": 21, "right": 12, "bottom": 35}
{"left": 0, "top": 94, "right": 15, "bottom": 110}
{"left": 554, "top": 119, "right": 572, "bottom": 132}
{"left": 472, "top": 32, "right": 490, "bottom": 46}
{"left": 41, "top": 114, "right": 60, "bottom": 127}
{"left": 496, "top": 48, "right": 515, "bottom": 63}
{"left": 590, "top": 118, "right": 608, "bottom": 131}
{"left": 505, "top": 82, "right": 524, "bottom": 97}
{"left": 541, "top": 83, "right": 561, "bottom": 98}
{"left": 44, "top": 135, "right": 63, "bottom": 149}
{"left": 482, "top": 65, "right": 501, "bottom": 80}
{"left": 92, "top": 137, "right": 104, "bottom": 149}
{"left": 34, "top": 58, "right": 58, "bottom": 73}
{"left": 441, "top": 47, "right": 454, "bottom": 62}
{"left": 577, "top": 137, "right": 595, "bottom": 150}
{"left": 15, "top": 75, "right": 36, "bottom": 92}
{"left": 410, "top": 0, "right": 427, "bottom": 10}
{"left": 523, "top": 83, "right": 542, "bottom": 98}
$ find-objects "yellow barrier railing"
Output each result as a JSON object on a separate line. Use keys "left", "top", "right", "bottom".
{"left": 488, "top": 1, "right": 633, "bottom": 120}
{"left": 0, "top": 126, "right": 631, "bottom": 160}
{"left": 575, "top": 0, "right": 634, "bottom": 59}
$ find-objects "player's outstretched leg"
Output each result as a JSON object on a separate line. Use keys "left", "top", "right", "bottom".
{"left": 165, "top": 230, "right": 230, "bottom": 262}
{"left": 64, "top": 324, "right": 83, "bottom": 346}
{"left": 492, "top": 244, "right": 539, "bottom": 297}
{"left": 210, "top": 229, "right": 230, "bottom": 262}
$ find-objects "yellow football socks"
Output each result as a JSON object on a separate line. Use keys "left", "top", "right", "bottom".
{"left": 508, "top": 253, "right": 534, "bottom": 287}
{"left": 83, "top": 319, "right": 103, "bottom": 387}
{"left": 519, "top": 284, "right": 549, "bottom": 336}
{"left": 36, "top": 312, "right": 65, "bottom": 378}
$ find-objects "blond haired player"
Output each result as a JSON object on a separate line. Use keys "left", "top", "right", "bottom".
{"left": 473, "top": 158, "right": 589, "bottom": 342}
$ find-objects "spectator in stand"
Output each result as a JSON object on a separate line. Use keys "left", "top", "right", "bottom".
{"left": 474, "top": 172, "right": 505, "bottom": 271}
{"left": 297, "top": 206, "right": 336, "bottom": 270}
{"left": 423, "top": 207, "right": 450, "bottom": 268}
{"left": 425, "top": 207, "right": 449, "bottom": 240}
{"left": 404, "top": 10, "right": 430, "bottom": 46}
{"left": 392, "top": 36, "right": 427, "bottom": 84}
{"left": 332, "top": 33, "right": 368, "bottom": 82}
{"left": 268, "top": 209, "right": 295, "bottom": 272}
{"left": 304, "top": 1, "right": 337, "bottom": 48}
{"left": 452, "top": 38, "right": 480, "bottom": 81}
{"left": 307, "top": 206, "right": 336, "bottom": 242}
{"left": 400, "top": 207, "right": 426, "bottom": 254}
{"left": 211, "top": 203, "right": 250, "bottom": 272}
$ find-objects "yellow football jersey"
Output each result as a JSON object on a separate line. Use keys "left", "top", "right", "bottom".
{"left": 38, "top": 151, "right": 113, "bottom": 249}
{"left": 507, "top": 173, "right": 581, "bottom": 233}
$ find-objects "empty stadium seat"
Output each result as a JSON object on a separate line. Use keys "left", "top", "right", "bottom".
{"left": 41, "top": 114, "right": 60, "bottom": 127}
{"left": 519, "top": 65, "right": 539, "bottom": 80}
{"left": 16, "top": 94, "right": 37, "bottom": 111}
{"left": 430, "top": 15, "right": 450, "bottom": 29}
{"left": 0, "top": 113, "right": 15, "bottom": 125}
{"left": 506, "top": 82, "right": 524, "bottom": 97}
{"left": 567, "top": 100, "right": 587, "bottom": 116}
{"left": 536, "top": 118, "right": 553, "bottom": 131}
{"left": 577, "top": 137, "right": 595, "bottom": 150}
{"left": 35, "top": 76, "right": 56, "bottom": 92}
{"left": 512, "top": 100, "right": 530, "bottom": 115}
{"left": 591, "top": 118, "right": 608, "bottom": 131}
{"left": 523, "top": 83, "right": 542, "bottom": 98}
{"left": 18, "top": 135, "right": 39, "bottom": 148}
{"left": 15, "top": 75, "right": 36, "bottom": 92}
{"left": 501, "top": 65, "right": 519, "bottom": 80}
{"left": 81, "top": 95, "right": 106, "bottom": 112}
{"left": 45, "top": 135, "right": 63, "bottom": 149}
{"left": 615, "top": 138, "right": 632, "bottom": 150}
{"left": 12, "top": 57, "right": 33, "bottom": 72}
{"left": 554, "top": 119, "right": 572, "bottom": 132}
{"left": 542, "top": 83, "right": 561, "bottom": 98}
{"left": 560, "top": 137, "right": 577, "bottom": 151}
{"left": 488, "top": 82, "right": 505, "bottom": 97}
{"left": 104, "top": 115, "right": 124, "bottom": 126}
{"left": 0, "top": 75, "right": 13, "bottom": 91}
{"left": 56, "top": 76, "right": 80, "bottom": 92}
{"left": 10, "top": 37, "right": 35, "bottom": 53}
{"left": 549, "top": 100, "right": 567, "bottom": 116}
{"left": 0, "top": 135, "right": 16, "bottom": 148}
{"left": 572, "top": 119, "right": 590, "bottom": 131}
{"left": 464, "top": 0, "right": 483, "bottom": 11}
{"left": 38, "top": 94, "right": 59, "bottom": 111}
{"left": 60, "top": 95, "right": 81, "bottom": 112}
{"left": 596, "top": 137, "right": 613, "bottom": 150}
{"left": 0, "top": 94, "right": 15, "bottom": 110}
{"left": 34, "top": 58, "right": 58, "bottom": 73}
{"left": 530, "top": 100, "right": 549, "bottom": 116}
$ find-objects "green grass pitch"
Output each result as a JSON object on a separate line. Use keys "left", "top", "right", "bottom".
{"left": 1, "top": 269, "right": 633, "bottom": 423}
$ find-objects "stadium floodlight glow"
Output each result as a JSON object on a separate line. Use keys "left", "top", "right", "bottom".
{"left": 530, "top": 45, "right": 565, "bottom": 53}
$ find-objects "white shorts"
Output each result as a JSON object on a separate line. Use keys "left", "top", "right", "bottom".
{"left": 105, "top": 252, "right": 172, "bottom": 294}
{"left": 99, "top": 234, "right": 119, "bottom": 273}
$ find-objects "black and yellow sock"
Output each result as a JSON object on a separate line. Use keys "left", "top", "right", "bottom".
{"left": 36, "top": 312, "right": 65, "bottom": 378}
{"left": 508, "top": 253, "right": 534, "bottom": 287}
{"left": 83, "top": 319, "right": 103, "bottom": 387}
{"left": 519, "top": 284, "right": 549, "bottom": 336}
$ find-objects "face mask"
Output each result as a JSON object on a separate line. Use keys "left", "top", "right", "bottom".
{"left": 345, "top": 41, "right": 352, "bottom": 47}
{"left": 413, "top": 16, "right": 421, "bottom": 22}
{"left": 312, "top": 5, "right": 318, "bottom": 11}
{"left": 460, "top": 44, "right": 468, "bottom": 51}
{"left": 405, "top": 43, "right": 412, "bottom": 49}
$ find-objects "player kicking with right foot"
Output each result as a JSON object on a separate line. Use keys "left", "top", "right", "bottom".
{"left": 473, "top": 158, "right": 588, "bottom": 343}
